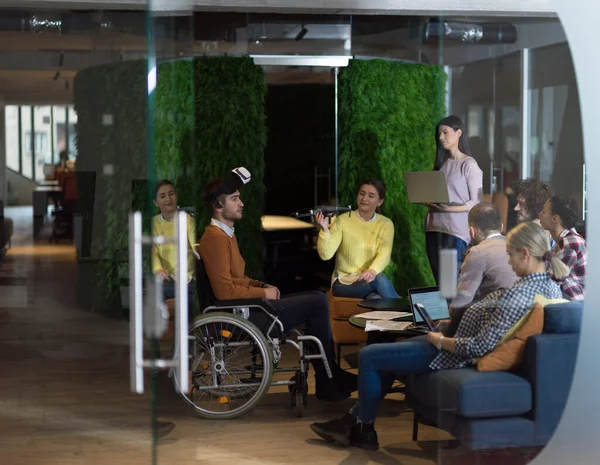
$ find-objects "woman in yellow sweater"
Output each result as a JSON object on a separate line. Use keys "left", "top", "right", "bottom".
{"left": 152, "top": 180, "right": 198, "bottom": 318}
{"left": 316, "top": 180, "right": 399, "bottom": 299}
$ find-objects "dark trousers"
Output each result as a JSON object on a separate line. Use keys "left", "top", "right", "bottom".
{"left": 252, "top": 290, "right": 338, "bottom": 378}
{"left": 425, "top": 232, "right": 468, "bottom": 285}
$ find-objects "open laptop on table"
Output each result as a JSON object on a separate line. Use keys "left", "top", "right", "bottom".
{"left": 406, "top": 286, "right": 450, "bottom": 333}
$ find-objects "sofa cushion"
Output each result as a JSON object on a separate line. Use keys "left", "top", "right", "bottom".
{"left": 477, "top": 303, "right": 544, "bottom": 372}
{"left": 408, "top": 367, "right": 532, "bottom": 418}
{"left": 544, "top": 301, "right": 583, "bottom": 334}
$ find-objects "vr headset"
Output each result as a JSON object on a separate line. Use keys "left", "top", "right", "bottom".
{"left": 207, "top": 167, "right": 251, "bottom": 209}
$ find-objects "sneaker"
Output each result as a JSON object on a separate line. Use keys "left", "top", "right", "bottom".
{"left": 309, "top": 414, "right": 356, "bottom": 447}
{"left": 350, "top": 423, "right": 379, "bottom": 451}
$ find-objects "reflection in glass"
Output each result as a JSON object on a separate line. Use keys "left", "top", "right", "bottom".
{"left": 5, "top": 105, "right": 20, "bottom": 172}
{"left": 20, "top": 105, "right": 33, "bottom": 179}
{"left": 529, "top": 43, "right": 583, "bottom": 212}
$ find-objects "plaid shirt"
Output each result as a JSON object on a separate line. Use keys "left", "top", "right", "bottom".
{"left": 430, "top": 273, "right": 562, "bottom": 370}
{"left": 552, "top": 228, "right": 587, "bottom": 301}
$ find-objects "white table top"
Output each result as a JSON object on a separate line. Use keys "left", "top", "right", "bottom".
{"left": 261, "top": 215, "right": 315, "bottom": 232}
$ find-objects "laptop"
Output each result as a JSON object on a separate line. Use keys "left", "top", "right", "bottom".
{"left": 403, "top": 171, "right": 465, "bottom": 206}
{"left": 407, "top": 286, "right": 451, "bottom": 332}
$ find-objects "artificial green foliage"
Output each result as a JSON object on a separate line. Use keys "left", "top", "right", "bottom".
{"left": 75, "top": 56, "right": 267, "bottom": 311}
{"left": 338, "top": 59, "right": 447, "bottom": 294}
{"left": 155, "top": 58, "right": 195, "bottom": 208}
{"left": 191, "top": 56, "right": 267, "bottom": 279}
{"left": 74, "top": 61, "right": 147, "bottom": 311}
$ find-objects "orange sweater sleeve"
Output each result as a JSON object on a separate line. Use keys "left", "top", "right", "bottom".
{"left": 199, "top": 231, "right": 266, "bottom": 300}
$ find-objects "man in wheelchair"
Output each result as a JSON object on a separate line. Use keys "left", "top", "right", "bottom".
{"left": 197, "top": 170, "right": 357, "bottom": 402}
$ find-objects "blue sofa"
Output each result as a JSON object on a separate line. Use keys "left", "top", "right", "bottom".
{"left": 406, "top": 301, "right": 583, "bottom": 450}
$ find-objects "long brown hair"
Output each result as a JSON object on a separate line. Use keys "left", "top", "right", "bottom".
{"left": 434, "top": 115, "right": 471, "bottom": 170}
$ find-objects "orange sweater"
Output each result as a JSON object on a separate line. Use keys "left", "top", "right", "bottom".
{"left": 198, "top": 224, "right": 266, "bottom": 300}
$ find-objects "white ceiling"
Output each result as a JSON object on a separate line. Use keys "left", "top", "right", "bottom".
{"left": 11, "top": 0, "right": 557, "bottom": 16}
{"left": 0, "top": 3, "right": 560, "bottom": 104}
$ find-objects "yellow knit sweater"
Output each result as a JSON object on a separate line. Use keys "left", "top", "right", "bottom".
{"left": 317, "top": 211, "right": 394, "bottom": 282}
{"left": 151, "top": 212, "right": 197, "bottom": 282}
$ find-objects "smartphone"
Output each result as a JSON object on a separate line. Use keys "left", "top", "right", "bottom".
{"left": 413, "top": 303, "right": 437, "bottom": 332}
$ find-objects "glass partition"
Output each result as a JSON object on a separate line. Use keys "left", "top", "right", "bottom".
{"left": 0, "top": 6, "right": 588, "bottom": 465}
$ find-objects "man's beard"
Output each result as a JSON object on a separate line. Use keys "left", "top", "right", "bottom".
{"left": 517, "top": 213, "right": 533, "bottom": 223}
{"left": 223, "top": 210, "right": 242, "bottom": 221}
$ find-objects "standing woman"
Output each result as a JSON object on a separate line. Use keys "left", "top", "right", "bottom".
{"left": 316, "top": 180, "right": 399, "bottom": 299}
{"left": 425, "top": 115, "right": 483, "bottom": 283}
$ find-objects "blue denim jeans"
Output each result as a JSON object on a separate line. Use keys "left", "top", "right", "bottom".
{"left": 331, "top": 273, "right": 400, "bottom": 299}
{"left": 350, "top": 337, "right": 438, "bottom": 424}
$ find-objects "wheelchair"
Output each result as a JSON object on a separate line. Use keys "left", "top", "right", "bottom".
{"left": 172, "top": 260, "right": 333, "bottom": 420}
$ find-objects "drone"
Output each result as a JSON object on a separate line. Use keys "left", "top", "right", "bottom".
{"left": 290, "top": 205, "right": 352, "bottom": 222}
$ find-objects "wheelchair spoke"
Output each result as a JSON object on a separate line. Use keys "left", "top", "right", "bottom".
{"left": 179, "top": 313, "right": 274, "bottom": 419}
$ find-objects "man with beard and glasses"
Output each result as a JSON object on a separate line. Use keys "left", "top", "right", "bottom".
{"left": 512, "top": 178, "right": 554, "bottom": 248}
{"left": 197, "top": 172, "right": 357, "bottom": 402}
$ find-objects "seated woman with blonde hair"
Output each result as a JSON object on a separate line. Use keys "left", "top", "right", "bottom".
{"left": 310, "top": 221, "right": 568, "bottom": 451}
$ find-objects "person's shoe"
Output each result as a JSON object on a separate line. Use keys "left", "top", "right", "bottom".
{"left": 350, "top": 422, "right": 379, "bottom": 451}
{"left": 156, "top": 421, "right": 175, "bottom": 439}
{"left": 310, "top": 413, "right": 356, "bottom": 447}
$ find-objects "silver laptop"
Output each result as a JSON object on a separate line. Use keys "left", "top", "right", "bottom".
{"left": 403, "top": 171, "right": 465, "bottom": 206}
{"left": 408, "top": 286, "right": 451, "bottom": 329}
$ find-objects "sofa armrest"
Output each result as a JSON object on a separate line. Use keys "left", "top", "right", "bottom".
{"left": 519, "top": 333, "right": 580, "bottom": 439}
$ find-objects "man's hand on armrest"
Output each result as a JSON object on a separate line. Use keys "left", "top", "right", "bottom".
{"left": 263, "top": 285, "right": 280, "bottom": 300}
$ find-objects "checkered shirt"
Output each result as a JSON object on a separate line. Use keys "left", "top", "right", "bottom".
{"left": 552, "top": 228, "right": 587, "bottom": 301}
{"left": 430, "top": 273, "right": 562, "bottom": 370}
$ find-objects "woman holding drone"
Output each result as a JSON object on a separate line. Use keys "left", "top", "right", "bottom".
{"left": 316, "top": 179, "right": 399, "bottom": 299}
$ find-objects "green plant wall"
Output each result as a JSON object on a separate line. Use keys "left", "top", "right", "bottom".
{"left": 338, "top": 59, "right": 447, "bottom": 294}
{"left": 74, "top": 61, "right": 147, "bottom": 311}
{"left": 154, "top": 56, "right": 267, "bottom": 279}
{"left": 74, "top": 56, "right": 267, "bottom": 311}
{"left": 155, "top": 59, "right": 195, "bottom": 208}
{"left": 192, "top": 56, "right": 267, "bottom": 279}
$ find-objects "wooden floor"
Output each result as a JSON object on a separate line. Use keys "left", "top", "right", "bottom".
{"left": 0, "top": 207, "right": 538, "bottom": 465}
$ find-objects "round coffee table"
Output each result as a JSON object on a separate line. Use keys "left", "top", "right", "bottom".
{"left": 357, "top": 298, "right": 410, "bottom": 311}
{"left": 349, "top": 314, "right": 425, "bottom": 339}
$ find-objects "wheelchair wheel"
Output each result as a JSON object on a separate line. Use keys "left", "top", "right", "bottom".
{"left": 289, "top": 370, "right": 308, "bottom": 418}
{"left": 177, "top": 312, "right": 273, "bottom": 420}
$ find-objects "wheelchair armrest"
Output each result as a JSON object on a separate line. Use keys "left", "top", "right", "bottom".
{"left": 212, "top": 298, "right": 278, "bottom": 314}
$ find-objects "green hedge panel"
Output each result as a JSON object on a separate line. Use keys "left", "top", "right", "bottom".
{"left": 191, "top": 56, "right": 267, "bottom": 279}
{"left": 338, "top": 59, "right": 447, "bottom": 294}
{"left": 74, "top": 56, "right": 267, "bottom": 311}
{"left": 74, "top": 61, "right": 147, "bottom": 311}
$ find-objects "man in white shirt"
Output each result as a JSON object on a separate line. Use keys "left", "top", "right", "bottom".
{"left": 443, "top": 202, "right": 518, "bottom": 336}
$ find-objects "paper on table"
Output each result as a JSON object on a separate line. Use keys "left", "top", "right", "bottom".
{"left": 365, "top": 320, "right": 413, "bottom": 332}
{"left": 353, "top": 311, "right": 412, "bottom": 320}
